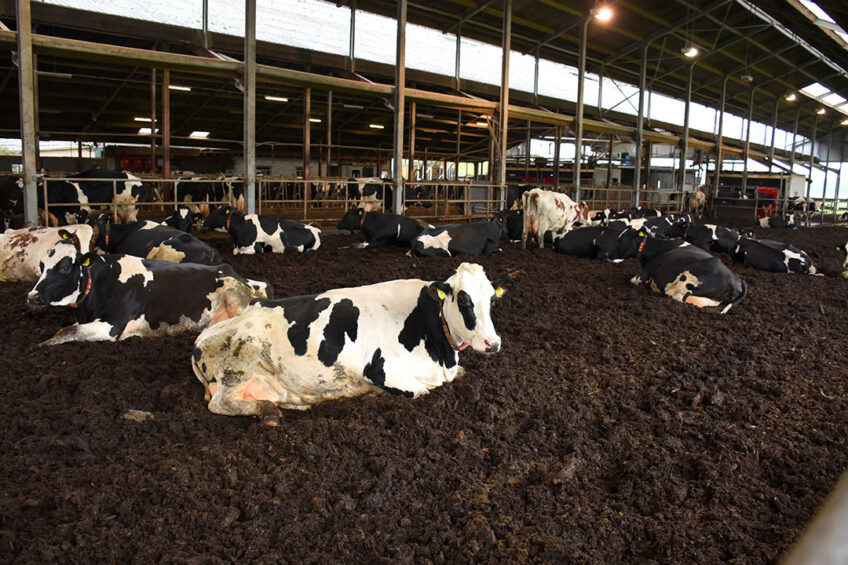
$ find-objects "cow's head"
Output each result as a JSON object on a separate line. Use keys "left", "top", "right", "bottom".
{"left": 428, "top": 262, "right": 515, "bottom": 353}
{"left": 88, "top": 214, "right": 112, "bottom": 250}
{"left": 28, "top": 237, "right": 100, "bottom": 307}
{"left": 336, "top": 205, "right": 369, "bottom": 231}
{"left": 491, "top": 209, "right": 523, "bottom": 241}
{"left": 837, "top": 242, "right": 848, "bottom": 270}
{"left": 202, "top": 206, "right": 233, "bottom": 232}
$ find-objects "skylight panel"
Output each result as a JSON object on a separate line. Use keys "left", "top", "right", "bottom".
{"left": 800, "top": 83, "right": 830, "bottom": 98}
{"left": 821, "top": 92, "right": 847, "bottom": 106}
{"left": 798, "top": 0, "right": 836, "bottom": 23}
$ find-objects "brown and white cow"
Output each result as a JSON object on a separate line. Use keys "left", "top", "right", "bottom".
{"left": 0, "top": 224, "right": 94, "bottom": 282}
{"left": 521, "top": 188, "right": 581, "bottom": 249}
{"left": 687, "top": 190, "right": 706, "bottom": 218}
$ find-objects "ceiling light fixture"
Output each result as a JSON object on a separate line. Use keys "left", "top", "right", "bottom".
{"left": 133, "top": 117, "right": 152, "bottom": 122}
{"left": 138, "top": 127, "right": 159, "bottom": 135}
{"left": 343, "top": 103, "right": 364, "bottom": 109}
{"left": 785, "top": 92, "right": 797, "bottom": 101}
{"left": 475, "top": 121, "right": 488, "bottom": 127}
{"left": 816, "top": 107, "right": 826, "bottom": 115}
{"left": 740, "top": 73, "right": 754, "bottom": 82}
{"left": 369, "top": 124, "right": 385, "bottom": 129}
{"left": 842, "top": 118, "right": 848, "bottom": 126}
{"left": 681, "top": 44, "right": 699, "bottom": 58}
{"left": 265, "top": 95, "right": 288, "bottom": 102}
{"left": 309, "top": 118, "right": 321, "bottom": 123}
{"left": 593, "top": 6, "right": 613, "bottom": 21}
{"left": 169, "top": 85, "right": 192, "bottom": 92}
{"left": 190, "top": 131, "right": 210, "bottom": 138}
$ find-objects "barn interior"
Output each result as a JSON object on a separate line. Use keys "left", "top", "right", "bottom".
{"left": 0, "top": 0, "right": 847, "bottom": 223}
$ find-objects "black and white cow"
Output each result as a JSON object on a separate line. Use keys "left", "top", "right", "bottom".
{"left": 0, "top": 175, "right": 23, "bottom": 216}
{"left": 553, "top": 225, "right": 610, "bottom": 259}
{"left": 202, "top": 206, "right": 321, "bottom": 255}
{"left": 837, "top": 241, "right": 848, "bottom": 278}
{"left": 191, "top": 262, "right": 515, "bottom": 422}
{"left": 0, "top": 225, "right": 95, "bottom": 282}
{"left": 90, "top": 215, "right": 221, "bottom": 265}
{"left": 631, "top": 237, "right": 747, "bottom": 313}
{"left": 730, "top": 238, "right": 817, "bottom": 274}
{"left": 491, "top": 209, "right": 523, "bottom": 242}
{"left": 40, "top": 169, "right": 144, "bottom": 225}
{"left": 409, "top": 222, "right": 502, "bottom": 257}
{"left": 160, "top": 206, "right": 202, "bottom": 233}
{"left": 336, "top": 205, "right": 431, "bottom": 248}
{"left": 758, "top": 214, "right": 795, "bottom": 229}
{"left": 347, "top": 177, "right": 393, "bottom": 211}
{"left": 27, "top": 239, "right": 270, "bottom": 345}
{"left": 668, "top": 221, "right": 752, "bottom": 254}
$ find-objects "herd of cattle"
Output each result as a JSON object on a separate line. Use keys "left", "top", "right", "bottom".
{"left": 0, "top": 177, "right": 843, "bottom": 423}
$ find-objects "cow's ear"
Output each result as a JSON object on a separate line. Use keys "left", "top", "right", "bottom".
{"left": 427, "top": 281, "right": 452, "bottom": 301}
{"left": 58, "top": 229, "right": 72, "bottom": 240}
{"left": 79, "top": 252, "right": 97, "bottom": 267}
{"left": 492, "top": 278, "right": 516, "bottom": 299}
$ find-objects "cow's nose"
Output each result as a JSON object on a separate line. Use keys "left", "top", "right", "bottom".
{"left": 27, "top": 292, "right": 43, "bottom": 306}
{"left": 484, "top": 339, "right": 501, "bottom": 353}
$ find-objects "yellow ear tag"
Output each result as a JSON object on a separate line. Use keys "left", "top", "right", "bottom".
{"left": 60, "top": 232, "right": 69, "bottom": 239}
{"left": 495, "top": 287, "right": 505, "bottom": 297}
{"left": 638, "top": 230, "right": 645, "bottom": 237}
{"left": 81, "top": 257, "right": 91, "bottom": 267}
{"left": 437, "top": 289, "right": 446, "bottom": 300}
{"left": 225, "top": 208, "right": 230, "bottom": 214}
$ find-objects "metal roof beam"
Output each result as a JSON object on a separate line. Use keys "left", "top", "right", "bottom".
{"left": 600, "top": 0, "right": 734, "bottom": 68}
{"left": 442, "top": 0, "right": 497, "bottom": 34}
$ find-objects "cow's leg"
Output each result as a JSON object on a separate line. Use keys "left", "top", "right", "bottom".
{"left": 40, "top": 320, "right": 117, "bottom": 346}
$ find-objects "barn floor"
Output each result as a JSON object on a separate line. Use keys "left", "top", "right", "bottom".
{"left": 1, "top": 223, "right": 847, "bottom": 563}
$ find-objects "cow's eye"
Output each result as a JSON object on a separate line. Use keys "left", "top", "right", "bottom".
{"left": 60, "top": 264, "right": 71, "bottom": 274}
{"left": 457, "top": 294, "right": 471, "bottom": 307}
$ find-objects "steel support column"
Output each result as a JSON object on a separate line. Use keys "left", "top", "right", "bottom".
{"left": 455, "top": 110, "right": 461, "bottom": 180}
{"left": 633, "top": 44, "right": 647, "bottom": 206}
{"left": 454, "top": 24, "right": 461, "bottom": 91}
{"left": 533, "top": 52, "right": 539, "bottom": 106}
{"left": 326, "top": 91, "right": 333, "bottom": 176}
{"left": 833, "top": 133, "right": 843, "bottom": 216}
{"left": 574, "top": 17, "right": 588, "bottom": 201}
{"left": 823, "top": 126, "right": 832, "bottom": 220}
{"left": 524, "top": 120, "right": 530, "bottom": 180}
{"left": 788, "top": 106, "right": 799, "bottom": 202}
{"left": 202, "top": 0, "right": 209, "bottom": 50}
{"left": 805, "top": 114, "right": 817, "bottom": 225}
{"left": 391, "top": 0, "right": 407, "bottom": 214}
{"left": 244, "top": 0, "right": 256, "bottom": 214}
{"left": 409, "top": 102, "right": 416, "bottom": 182}
{"left": 678, "top": 63, "right": 693, "bottom": 208}
{"left": 150, "top": 69, "right": 157, "bottom": 174}
{"left": 497, "top": 0, "right": 512, "bottom": 203}
{"left": 16, "top": 0, "right": 37, "bottom": 225}
{"left": 348, "top": 0, "right": 356, "bottom": 73}
{"left": 742, "top": 88, "right": 754, "bottom": 195}
{"left": 303, "top": 88, "right": 311, "bottom": 181}
{"left": 768, "top": 96, "right": 778, "bottom": 173}
{"left": 553, "top": 125, "right": 561, "bottom": 190}
{"left": 162, "top": 68, "right": 171, "bottom": 180}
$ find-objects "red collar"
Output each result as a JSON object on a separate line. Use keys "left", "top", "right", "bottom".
{"left": 226, "top": 213, "right": 232, "bottom": 231}
{"left": 441, "top": 313, "right": 468, "bottom": 351}
{"left": 637, "top": 237, "right": 647, "bottom": 257}
{"left": 69, "top": 269, "right": 92, "bottom": 308}
{"left": 360, "top": 210, "right": 367, "bottom": 228}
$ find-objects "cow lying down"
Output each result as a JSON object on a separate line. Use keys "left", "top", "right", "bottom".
{"left": 27, "top": 237, "right": 270, "bottom": 346}
{"left": 408, "top": 222, "right": 502, "bottom": 257}
{"left": 192, "top": 262, "right": 516, "bottom": 424}
{"left": 203, "top": 206, "right": 321, "bottom": 255}
{"left": 0, "top": 224, "right": 94, "bottom": 282}
{"left": 91, "top": 215, "right": 221, "bottom": 265}
{"left": 730, "top": 238, "right": 817, "bottom": 274}
{"left": 631, "top": 237, "right": 747, "bottom": 314}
